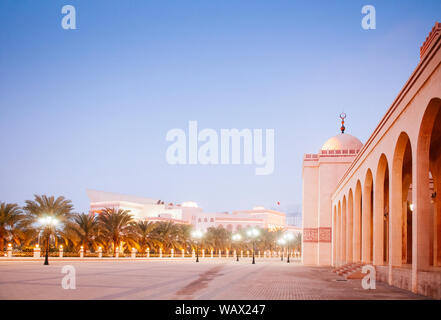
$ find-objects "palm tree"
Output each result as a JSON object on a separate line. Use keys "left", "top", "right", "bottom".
{"left": 23, "top": 195, "right": 74, "bottom": 262}
{"left": 177, "top": 224, "right": 192, "bottom": 252}
{"left": 0, "top": 202, "right": 24, "bottom": 251}
{"left": 66, "top": 213, "right": 100, "bottom": 252}
{"left": 152, "top": 221, "right": 182, "bottom": 252}
{"left": 16, "top": 226, "right": 39, "bottom": 248}
{"left": 56, "top": 225, "right": 78, "bottom": 251}
{"left": 204, "top": 227, "right": 231, "bottom": 251}
{"left": 24, "top": 195, "right": 74, "bottom": 224}
{"left": 98, "top": 208, "right": 133, "bottom": 255}
{"left": 130, "top": 220, "right": 161, "bottom": 253}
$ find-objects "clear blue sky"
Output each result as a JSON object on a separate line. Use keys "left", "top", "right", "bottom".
{"left": 0, "top": 0, "right": 440, "bottom": 214}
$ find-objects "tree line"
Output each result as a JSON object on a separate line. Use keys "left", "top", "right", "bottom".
{"left": 0, "top": 195, "right": 301, "bottom": 255}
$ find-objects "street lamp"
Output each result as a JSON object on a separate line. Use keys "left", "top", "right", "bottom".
{"left": 246, "top": 228, "right": 259, "bottom": 264}
{"left": 232, "top": 233, "right": 242, "bottom": 262}
{"left": 191, "top": 230, "right": 203, "bottom": 263}
{"left": 38, "top": 216, "right": 58, "bottom": 265}
{"left": 284, "top": 233, "right": 295, "bottom": 263}
{"left": 277, "top": 238, "right": 286, "bottom": 261}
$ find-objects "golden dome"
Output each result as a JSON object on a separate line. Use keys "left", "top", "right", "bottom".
{"left": 321, "top": 133, "right": 363, "bottom": 151}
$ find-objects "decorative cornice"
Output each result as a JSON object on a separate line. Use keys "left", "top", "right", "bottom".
{"left": 303, "top": 149, "right": 359, "bottom": 161}
{"left": 421, "top": 22, "right": 441, "bottom": 60}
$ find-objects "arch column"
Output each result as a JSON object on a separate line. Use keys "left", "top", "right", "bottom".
{"left": 390, "top": 140, "right": 405, "bottom": 284}
{"left": 362, "top": 197, "right": 371, "bottom": 263}
{"left": 341, "top": 198, "right": 347, "bottom": 264}
{"left": 413, "top": 145, "right": 432, "bottom": 292}
{"left": 362, "top": 172, "right": 373, "bottom": 263}
{"left": 373, "top": 182, "right": 384, "bottom": 265}
{"left": 374, "top": 157, "right": 388, "bottom": 265}
{"left": 332, "top": 206, "right": 337, "bottom": 266}
{"left": 353, "top": 182, "right": 362, "bottom": 262}
{"left": 389, "top": 176, "right": 403, "bottom": 282}
{"left": 433, "top": 161, "right": 441, "bottom": 267}
{"left": 346, "top": 191, "right": 354, "bottom": 262}
{"left": 337, "top": 202, "right": 341, "bottom": 265}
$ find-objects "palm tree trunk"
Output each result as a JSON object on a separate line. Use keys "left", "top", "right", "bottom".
{"left": 0, "top": 237, "right": 4, "bottom": 253}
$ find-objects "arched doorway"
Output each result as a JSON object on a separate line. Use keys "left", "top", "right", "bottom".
{"left": 337, "top": 201, "right": 342, "bottom": 265}
{"left": 333, "top": 205, "right": 337, "bottom": 265}
{"left": 417, "top": 97, "right": 441, "bottom": 269}
{"left": 391, "top": 132, "right": 413, "bottom": 268}
{"left": 347, "top": 189, "right": 354, "bottom": 263}
{"left": 374, "top": 154, "right": 390, "bottom": 265}
{"left": 362, "top": 169, "right": 374, "bottom": 263}
{"left": 354, "top": 180, "right": 362, "bottom": 262}
{"left": 342, "top": 196, "right": 347, "bottom": 264}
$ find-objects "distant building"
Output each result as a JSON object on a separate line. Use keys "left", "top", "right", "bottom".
{"left": 87, "top": 189, "right": 201, "bottom": 223}
{"left": 87, "top": 190, "right": 293, "bottom": 233}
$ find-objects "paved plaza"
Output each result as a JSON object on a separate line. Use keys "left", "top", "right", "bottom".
{"left": 0, "top": 258, "right": 427, "bottom": 300}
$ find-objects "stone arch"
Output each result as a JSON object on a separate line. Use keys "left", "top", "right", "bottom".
{"left": 347, "top": 189, "right": 354, "bottom": 263}
{"left": 337, "top": 200, "right": 342, "bottom": 265}
{"left": 342, "top": 195, "right": 347, "bottom": 264}
{"left": 391, "top": 131, "right": 413, "bottom": 271}
{"left": 354, "top": 180, "right": 362, "bottom": 262}
{"left": 333, "top": 204, "right": 337, "bottom": 265}
{"left": 416, "top": 97, "right": 441, "bottom": 272}
{"left": 374, "top": 154, "right": 390, "bottom": 265}
{"left": 362, "top": 169, "right": 374, "bottom": 263}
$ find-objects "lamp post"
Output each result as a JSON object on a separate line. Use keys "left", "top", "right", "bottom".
{"left": 232, "top": 233, "right": 242, "bottom": 262}
{"left": 246, "top": 228, "right": 259, "bottom": 264}
{"left": 39, "top": 216, "right": 58, "bottom": 266}
{"left": 191, "top": 230, "right": 203, "bottom": 263}
{"left": 284, "top": 233, "right": 294, "bottom": 263}
{"left": 277, "top": 238, "right": 286, "bottom": 261}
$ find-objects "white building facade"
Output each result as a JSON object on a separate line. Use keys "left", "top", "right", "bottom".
{"left": 87, "top": 189, "right": 294, "bottom": 233}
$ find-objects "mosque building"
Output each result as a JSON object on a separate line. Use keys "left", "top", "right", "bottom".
{"left": 301, "top": 22, "right": 441, "bottom": 299}
{"left": 302, "top": 115, "right": 363, "bottom": 266}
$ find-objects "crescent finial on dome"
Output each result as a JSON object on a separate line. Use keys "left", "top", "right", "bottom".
{"left": 340, "top": 112, "right": 346, "bottom": 134}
